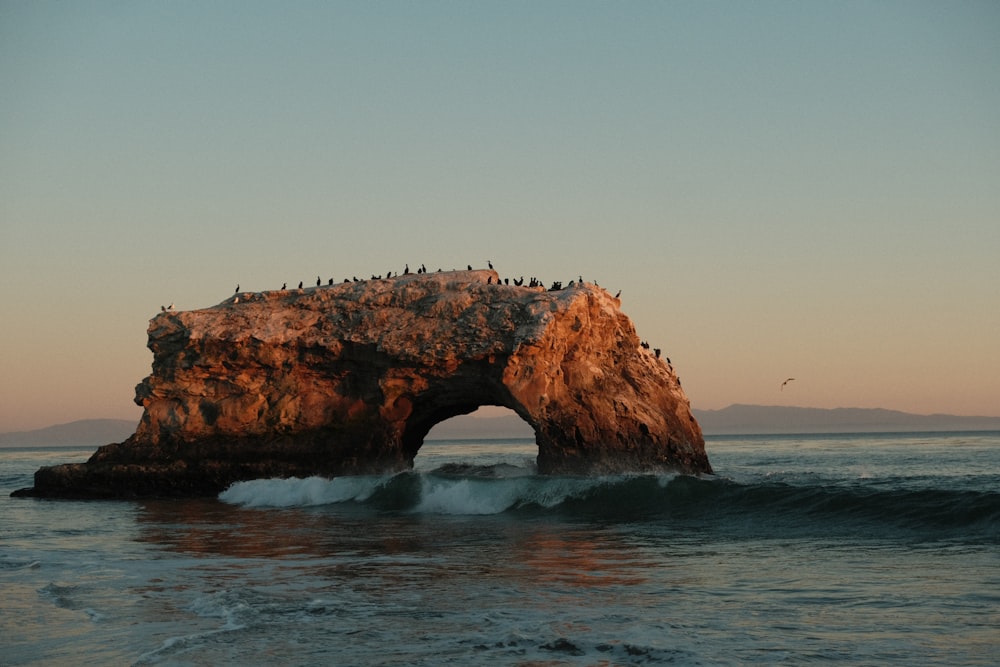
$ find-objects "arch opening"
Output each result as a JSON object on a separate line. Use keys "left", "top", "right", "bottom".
{"left": 412, "top": 406, "right": 537, "bottom": 474}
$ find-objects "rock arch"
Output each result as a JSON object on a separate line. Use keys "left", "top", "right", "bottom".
{"left": 16, "top": 270, "right": 711, "bottom": 498}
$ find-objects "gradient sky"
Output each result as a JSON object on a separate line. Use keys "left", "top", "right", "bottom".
{"left": 2, "top": 1, "right": 998, "bottom": 432}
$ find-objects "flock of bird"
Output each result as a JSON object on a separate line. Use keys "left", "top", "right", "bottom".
{"left": 154, "top": 262, "right": 696, "bottom": 367}
{"left": 160, "top": 262, "right": 626, "bottom": 312}
{"left": 215, "top": 262, "right": 623, "bottom": 302}
{"left": 153, "top": 264, "right": 803, "bottom": 391}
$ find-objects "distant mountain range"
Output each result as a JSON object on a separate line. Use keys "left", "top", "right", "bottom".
{"left": 692, "top": 404, "right": 1000, "bottom": 435}
{"left": 3, "top": 406, "right": 999, "bottom": 447}
{"left": 0, "top": 419, "right": 136, "bottom": 447}
{"left": 427, "top": 414, "right": 535, "bottom": 440}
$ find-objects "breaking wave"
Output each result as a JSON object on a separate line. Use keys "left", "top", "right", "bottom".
{"left": 219, "top": 467, "right": 1000, "bottom": 539}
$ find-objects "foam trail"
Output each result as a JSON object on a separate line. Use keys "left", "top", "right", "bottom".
{"left": 219, "top": 475, "right": 388, "bottom": 507}
{"left": 414, "top": 475, "right": 609, "bottom": 515}
{"left": 415, "top": 477, "right": 527, "bottom": 515}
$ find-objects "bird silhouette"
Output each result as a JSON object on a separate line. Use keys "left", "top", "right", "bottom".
{"left": 780, "top": 378, "right": 796, "bottom": 391}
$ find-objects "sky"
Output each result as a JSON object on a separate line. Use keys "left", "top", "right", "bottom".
{"left": 1, "top": 1, "right": 998, "bottom": 432}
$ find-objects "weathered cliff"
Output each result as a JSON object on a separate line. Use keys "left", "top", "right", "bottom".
{"left": 16, "top": 270, "right": 710, "bottom": 498}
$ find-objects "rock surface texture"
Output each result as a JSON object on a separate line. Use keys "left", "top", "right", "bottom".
{"left": 16, "top": 270, "right": 710, "bottom": 498}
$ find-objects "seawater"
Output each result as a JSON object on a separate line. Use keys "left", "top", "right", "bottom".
{"left": 2, "top": 433, "right": 998, "bottom": 666}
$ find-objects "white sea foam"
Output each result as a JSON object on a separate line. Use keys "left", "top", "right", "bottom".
{"left": 415, "top": 477, "right": 525, "bottom": 514}
{"left": 414, "top": 475, "right": 605, "bottom": 515}
{"left": 218, "top": 475, "right": 388, "bottom": 507}
{"left": 219, "top": 472, "right": 636, "bottom": 514}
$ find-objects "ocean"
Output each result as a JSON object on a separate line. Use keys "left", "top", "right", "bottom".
{"left": 2, "top": 432, "right": 998, "bottom": 666}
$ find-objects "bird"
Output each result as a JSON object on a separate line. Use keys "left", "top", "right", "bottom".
{"left": 168, "top": 303, "right": 174, "bottom": 310}
{"left": 316, "top": 276, "right": 321, "bottom": 286}
{"left": 467, "top": 264, "right": 473, "bottom": 271}
{"left": 781, "top": 378, "right": 796, "bottom": 391}
{"left": 614, "top": 290, "right": 621, "bottom": 299}
{"left": 235, "top": 284, "right": 239, "bottom": 293}
{"left": 281, "top": 282, "right": 287, "bottom": 290}
{"left": 298, "top": 281, "right": 303, "bottom": 289}
{"left": 488, "top": 260, "right": 494, "bottom": 270}
{"left": 160, "top": 305, "right": 166, "bottom": 312}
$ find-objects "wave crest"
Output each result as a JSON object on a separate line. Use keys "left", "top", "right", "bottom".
{"left": 217, "top": 470, "right": 1000, "bottom": 539}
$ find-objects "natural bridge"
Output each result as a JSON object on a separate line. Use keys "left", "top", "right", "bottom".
{"left": 15, "top": 270, "right": 710, "bottom": 498}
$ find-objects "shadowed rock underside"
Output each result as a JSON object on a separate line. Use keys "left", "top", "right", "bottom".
{"left": 15, "top": 270, "right": 710, "bottom": 498}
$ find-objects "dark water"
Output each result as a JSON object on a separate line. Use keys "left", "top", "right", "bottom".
{"left": 2, "top": 432, "right": 998, "bottom": 665}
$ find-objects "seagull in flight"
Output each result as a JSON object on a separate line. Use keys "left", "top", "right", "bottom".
{"left": 780, "top": 378, "right": 795, "bottom": 391}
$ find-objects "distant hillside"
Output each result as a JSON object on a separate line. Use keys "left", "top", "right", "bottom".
{"left": 693, "top": 404, "right": 1000, "bottom": 435}
{"left": 0, "top": 419, "right": 136, "bottom": 447}
{"left": 426, "top": 414, "right": 534, "bottom": 440}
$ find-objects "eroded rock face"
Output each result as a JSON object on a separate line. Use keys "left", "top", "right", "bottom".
{"left": 16, "top": 270, "right": 710, "bottom": 498}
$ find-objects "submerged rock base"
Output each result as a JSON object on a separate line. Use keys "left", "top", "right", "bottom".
{"left": 15, "top": 270, "right": 710, "bottom": 499}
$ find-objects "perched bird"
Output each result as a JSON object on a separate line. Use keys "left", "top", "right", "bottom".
{"left": 281, "top": 282, "right": 287, "bottom": 290}
{"left": 168, "top": 303, "right": 174, "bottom": 310}
{"left": 488, "top": 260, "right": 494, "bottom": 270}
{"left": 160, "top": 305, "right": 166, "bottom": 312}
{"left": 467, "top": 264, "right": 473, "bottom": 271}
{"left": 781, "top": 378, "right": 796, "bottom": 391}
{"left": 235, "top": 284, "right": 240, "bottom": 293}
{"left": 654, "top": 348, "right": 661, "bottom": 358}
{"left": 298, "top": 281, "right": 303, "bottom": 289}
{"left": 614, "top": 290, "right": 621, "bottom": 298}
{"left": 316, "top": 276, "right": 321, "bottom": 286}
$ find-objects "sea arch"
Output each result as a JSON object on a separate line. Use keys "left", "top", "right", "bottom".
{"left": 15, "top": 270, "right": 710, "bottom": 499}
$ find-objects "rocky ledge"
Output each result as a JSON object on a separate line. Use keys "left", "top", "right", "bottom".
{"left": 15, "top": 270, "right": 710, "bottom": 498}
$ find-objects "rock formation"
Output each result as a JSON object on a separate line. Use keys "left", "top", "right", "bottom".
{"left": 15, "top": 270, "right": 711, "bottom": 498}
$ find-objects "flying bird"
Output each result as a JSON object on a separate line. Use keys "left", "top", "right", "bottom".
{"left": 780, "top": 378, "right": 795, "bottom": 391}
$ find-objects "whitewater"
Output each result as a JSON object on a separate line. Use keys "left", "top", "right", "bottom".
{"left": 3, "top": 432, "right": 998, "bottom": 665}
